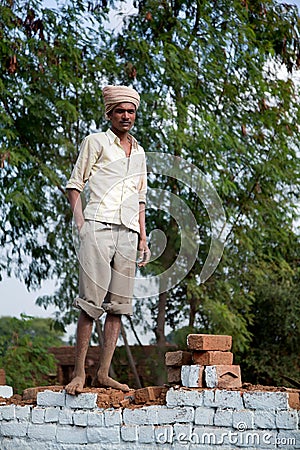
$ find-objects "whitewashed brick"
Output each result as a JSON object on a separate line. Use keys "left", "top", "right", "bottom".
{"left": 255, "top": 410, "right": 276, "bottom": 429}
{"left": 65, "top": 392, "right": 97, "bottom": 409}
{"left": 214, "top": 408, "right": 233, "bottom": 427}
{"left": 138, "top": 425, "right": 155, "bottom": 443}
{"left": 44, "top": 406, "right": 60, "bottom": 423}
{"left": 276, "top": 410, "right": 299, "bottom": 429}
{"left": 27, "top": 423, "right": 56, "bottom": 441}
{"left": 87, "top": 410, "right": 104, "bottom": 426}
{"left": 31, "top": 407, "right": 45, "bottom": 424}
{"left": 232, "top": 410, "right": 254, "bottom": 430}
{"left": 73, "top": 410, "right": 88, "bottom": 426}
{"left": 243, "top": 391, "right": 289, "bottom": 410}
{"left": 15, "top": 405, "right": 31, "bottom": 421}
{"left": 123, "top": 407, "right": 148, "bottom": 425}
{"left": 37, "top": 390, "right": 65, "bottom": 407}
{"left": 0, "top": 421, "right": 28, "bottom": 437}
{"left": 0, "top": 386, "right": 13, "bottom": 398}
{"left": 203, "top": 389, "right": 244, "bottom": 409}
{"left": 104, "top": 408, "right": 122, "bottom": 426}
{"left": 87, "top": 425, "right": 120, "bottom": 444}
{"left": 156, "top": 406, "right": 194, "bottom": 424}
{"left": 155, "top": 425, "right": 173, "bottom": 444}
{"left": 181, "top": 365, "right": 204, "bottom": 388}
{"left": 173, "top": 423, "right": 193, "bottom": 444}
{"left": 277, "top": 430, "right": 300, "bottom": 448}
{"left": 0, "top": 405, "right": 15, "bottom": 420}
{"left": 166, "top": 388, "right": 203, "bottom": 407}
{"left": 59, "top": 408, "right": 74, "bottom": 425}
{"left": 121, "top": 425, "right": 138, "bottom": 442}
{"left": 195, "top": 407, "right": 214, "bottom": 425}
{"left": 57, "top": 425, "right": 88, "bottom": 444}
{"left": 193, "top": 425, "right": 230, "bottom": 446}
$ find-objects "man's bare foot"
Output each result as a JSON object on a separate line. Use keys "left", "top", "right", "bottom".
{"left": 65, "top": 376, "right": 85, "bottom": 395}
{"left": 96, "top": 374, "right": 130, "bottom": 392}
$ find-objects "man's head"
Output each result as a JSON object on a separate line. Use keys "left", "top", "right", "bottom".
{"left": 102, "top": 85, "right": 140, "bottom": 119}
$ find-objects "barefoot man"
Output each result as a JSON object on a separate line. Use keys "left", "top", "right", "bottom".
{"left": 65, "top": 85, "right": 150, "bottom": 394}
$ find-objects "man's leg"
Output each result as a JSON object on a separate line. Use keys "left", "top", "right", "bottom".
{"left": 65, "top": 310, "right": 93, "bottom": 395}
{"left": 96, "top": 313, "right": 130, "bottom": 391}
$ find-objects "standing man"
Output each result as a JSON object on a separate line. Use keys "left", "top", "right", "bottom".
{"left": 65, "top": 85, "right": 149, "bottom": 395}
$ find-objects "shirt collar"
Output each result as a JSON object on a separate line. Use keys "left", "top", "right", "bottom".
{"left": 106, "top": 128, "right": 138, "bottom": 151}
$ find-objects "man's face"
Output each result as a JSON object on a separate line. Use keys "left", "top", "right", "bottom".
{"left": 109, "top": 102, "right": 136, "bottom": 133}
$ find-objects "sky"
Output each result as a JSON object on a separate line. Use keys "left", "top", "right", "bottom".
{"left": 1, "top": 0, "right": 300, "bottom": 342}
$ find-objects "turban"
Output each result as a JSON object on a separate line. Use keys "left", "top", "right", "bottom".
{"left": 102, "top": 85, "right": 140, "bottom": 119}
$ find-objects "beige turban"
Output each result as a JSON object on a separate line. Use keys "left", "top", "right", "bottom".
{"left": 102, "top": 85, "right": 140, "bottom": 119}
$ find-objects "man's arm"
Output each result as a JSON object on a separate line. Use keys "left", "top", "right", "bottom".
{"left": 67, "top": 188, "right": 85, "bottom": 231}
{"left": 137, "top": 202, "right": 150, "bottom": 267}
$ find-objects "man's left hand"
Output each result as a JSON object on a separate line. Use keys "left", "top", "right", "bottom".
{"left": 137, "top": 238, "right": 151, "bottom": 267}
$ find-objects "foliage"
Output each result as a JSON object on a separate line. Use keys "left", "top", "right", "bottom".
{"left": 0, "top": 315, "right": 65, "bottom": 393}
{"left": 1, "top": 0, "right": 300, "bottom": 386}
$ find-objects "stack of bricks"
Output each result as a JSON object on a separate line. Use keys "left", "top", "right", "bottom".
{"left": 165, "top": 334, "right": 242, "bottom": 389}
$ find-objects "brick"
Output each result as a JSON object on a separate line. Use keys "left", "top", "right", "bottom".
{"left": 44, "top": 407, "right": 60, "bottom": 423}
{"left": 57, "top": 425, "right": 88, "bottom": 444}
{"left": 195, "top": 406, "right": 215, "bottom": 425}
{"left": 167, "top": 367, "right": 182, "bottom": 384}
{"left": 288, "top": 392, "right": 300, "bottom": 410}
{"left": 165, "top": 351, "right": 192, "bottom": 367}
{"left": 181, "top": 365, "right": 205, "bottom": 388}
{"left": 23, "top": 386, "right": 64, "bottom": 403}
{"left": 138, "top": 425, "right": 155, "bottom": 443}
{"left": 205, "top": 365, "right": 242, "bottom": 389}
{"left": 135, "top": 387, "right": 166, "bottom": 404}
{"left": 192, "top": 350, "right": 233, "bottom": 365}
{"left": 243, "top": 391, "right": 289, "bottom": 410}
{"left": 27, "top": 423, "right": 57, "bottom": 441}
{"left": 166, "top": 388, "right": 203, "bottom": 407}
{"left": 59, "top": 408, "right": 74, "bottom": 425}
{"left": 31, "top": 407, "right": 45, "bottom": 424}
{"left": 0, "top": 421, "right": 28, "bottom": 437}
{"left": 255, "top": 410, "right": 276, "bottom": 429}
{"left": 0, "top": 405, "right": 15, "bottom": 420}
{"left": 232, "top": 409, "right": 254, "bottom": 429}
{"left": 73, "top": 410, "right": 88, "bottom": 426}
{"left": 15, "top": 405, "right": 31, "bottom": 421}
{"left": 65, "top": 392, "right": 97, "bottom": 409}
{"left": 104, "top": 408, "right": 122, "bottom": 426}
{"left": 87, "top": 425, "right": 120, "bottom": 444}
{"left": 0, "top": 369, "right": 6, "bottom": 385}
{"left": 87, "top": 410, "right": 104, "bottom": 427}
{"left": 156, "top": 406, "right": 194, "bottom": 424}
{"left": 37, "top": 390, "right": 65, "bottom": 407}
{"left": 121, "top": 425, "right": 138, "bottom": 442}
{"left": 0, "top": 386, "right": 13, "bottom": 399}
{"left": 187, "top": 334, "right": 232, "bottom": 351}
{"left": 123, "top": 407, "right": 148, "bottom": 425}
{"left": 214, "top": 408, "right": 233, "bottom": 426}
{"left": 203, "top": 390, "right": 244, "bottom": 409}
{"left": 276, "top": 410, "right": 299, "bottom": 429}
{"left": 155, "top": 425, "right": 173, "bottom": 444}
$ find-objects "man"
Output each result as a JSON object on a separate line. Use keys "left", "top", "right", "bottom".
{"left": 65, "top": 85, "right": 149, "bottom": 395}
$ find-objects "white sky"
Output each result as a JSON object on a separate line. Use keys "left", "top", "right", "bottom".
{"left": 1, "top": 0, "right": 300, "bottom": 342}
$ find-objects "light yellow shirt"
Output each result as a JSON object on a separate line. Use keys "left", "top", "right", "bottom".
{"left": 66, "top": 129, "right": 147, "bottom": 233}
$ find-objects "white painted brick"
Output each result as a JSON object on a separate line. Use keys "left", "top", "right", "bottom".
{"left": 104, "top": 408, "right": 122, "bottom": 426}
{"left": 276, "top": 410, "right": 299, "bottom": 429}
{"left": 56, "top": 425, "right": 88, "bottom": 444}
{"left": 123, "top": 407, "right": 148, "bottom": 425}
{"left": 0, "top": 438, "right": 36, "bottom": 450}
{"left": 0, "top": 421, "right": 28, "bottom": 437}
{"left": 155, "top": 425, "right": 173, "bottom": 444}
{"left": 173, "top": 423, "right": 193, "bottom": 444}
{"left": 277, "top": 430, "right": 300, "bottom": 448}
{"left": 65, "top": 392, "right": 97, "bottom": 409}
{"left": 31, "top": 407, "right": 45, "bottom": 424}
{"left": 193, "top": 425, "right": 230, "bottom": 446}
{"left": 203, "top": 389, "right": 244, "bottom": 409}
{"left": 15, "top": 405, "right": 31, "bottom": 421}
{"left": 181, "top": 365, "right": 203, "bottom": 388}
{"left": 59, "top": 408, "right": 74, "bottom": 425}
{"left": 0, "top": 386, "right": 13, "bottom": 398}
{"left": 214, "top": 408, "right": 233, "bottom": 427}
{"left": 138, "top": 425, "right": 155, "bottom": 443}
{"left": 0, "top": 405, "right": 15, "bottom": 420}
{"left": 44, "top": 406, "right": 60, "bottom": 423}
{"left": 121, "top": 425, "right": 138, "bottom": 442}
{"left": 27, "top": 423, "right": 57, "bottom": 441}
{"left": 37, "top": 390, "right": 65, "bottom": 407}
{"left": 145, "top": 405, "right": 162, "bottom": 424}
{"left": 232, "top": 409, "right": 254, "bottom": 430}
{"left": 255, "top": 410, "right": 276, "bottom": 429}
{"left": 243, "top": 391, "right": 289, "bottom": 410}
{"left": 87, "top": 425, "right": 120, "bottom": 444}
{"left": 73, "top": 410, "right": 88, "bottom": 426}
{"left": 87, "top": 410, "right": 104, "bottom": 426}
{"left": 166, "top": 388, "right": 203, "bottom": 407}
{"left": 194, "top": 407, "right": 214, "bottom": 425}
{"left": 156, "top": 406, "right": 194, "bottom": 424}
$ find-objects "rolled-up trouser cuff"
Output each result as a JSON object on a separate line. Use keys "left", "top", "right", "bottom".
{"left": 74, "top": 297, "right": 105, "bottom": 320}
{"left": 102, "top": 301, "right": 133, "bottom": 316}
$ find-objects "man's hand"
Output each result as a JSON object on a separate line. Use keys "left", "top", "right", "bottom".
{"left": 137, "top": 237, "right": 151, "bottom": 267}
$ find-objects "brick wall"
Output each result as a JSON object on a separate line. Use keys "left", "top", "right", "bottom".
{"left": 0, "top": 386, "right": 299, "bottom": 449}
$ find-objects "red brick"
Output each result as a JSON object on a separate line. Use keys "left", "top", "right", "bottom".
{"left": 288, "top": 392, "right": 300, "bottom": 410}
{"left": 205, "top": 365, "right": 242, "bottom": 389}
{"left": 0, "top": 369, "right": 5, "bottom": 385}
{"left": 165, "top": 351, "right": 192, "bottom": 367}
{"left": 187, "top": 334, "right": 232, "bottom": 351}
{"left": 167, "top": 367, "right": 182, "bottom": 384}
{"left": 134, "top": 386, "right": 166, "bottom": 404}
{"left": 192, "top": 351, "right": 233, "bottom": 365}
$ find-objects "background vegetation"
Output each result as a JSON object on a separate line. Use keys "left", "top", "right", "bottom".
{"left": 1, "top": 0, "right": 300, "bottom": 388}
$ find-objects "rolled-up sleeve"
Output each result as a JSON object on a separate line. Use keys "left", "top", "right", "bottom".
{"left": 66, "top": 136, "right": 99, "bottom": 192}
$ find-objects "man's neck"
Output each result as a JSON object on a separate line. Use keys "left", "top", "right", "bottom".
{"left": 110, "top": 127, "right": 129, "bottom": 143}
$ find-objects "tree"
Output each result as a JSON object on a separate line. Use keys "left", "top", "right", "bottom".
{"left": 0, "top": 315, "right": 65, "bottom": 393}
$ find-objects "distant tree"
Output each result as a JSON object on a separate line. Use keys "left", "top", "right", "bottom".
{"left": 0, "top": 315, "right": 65, "bottom": 393}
